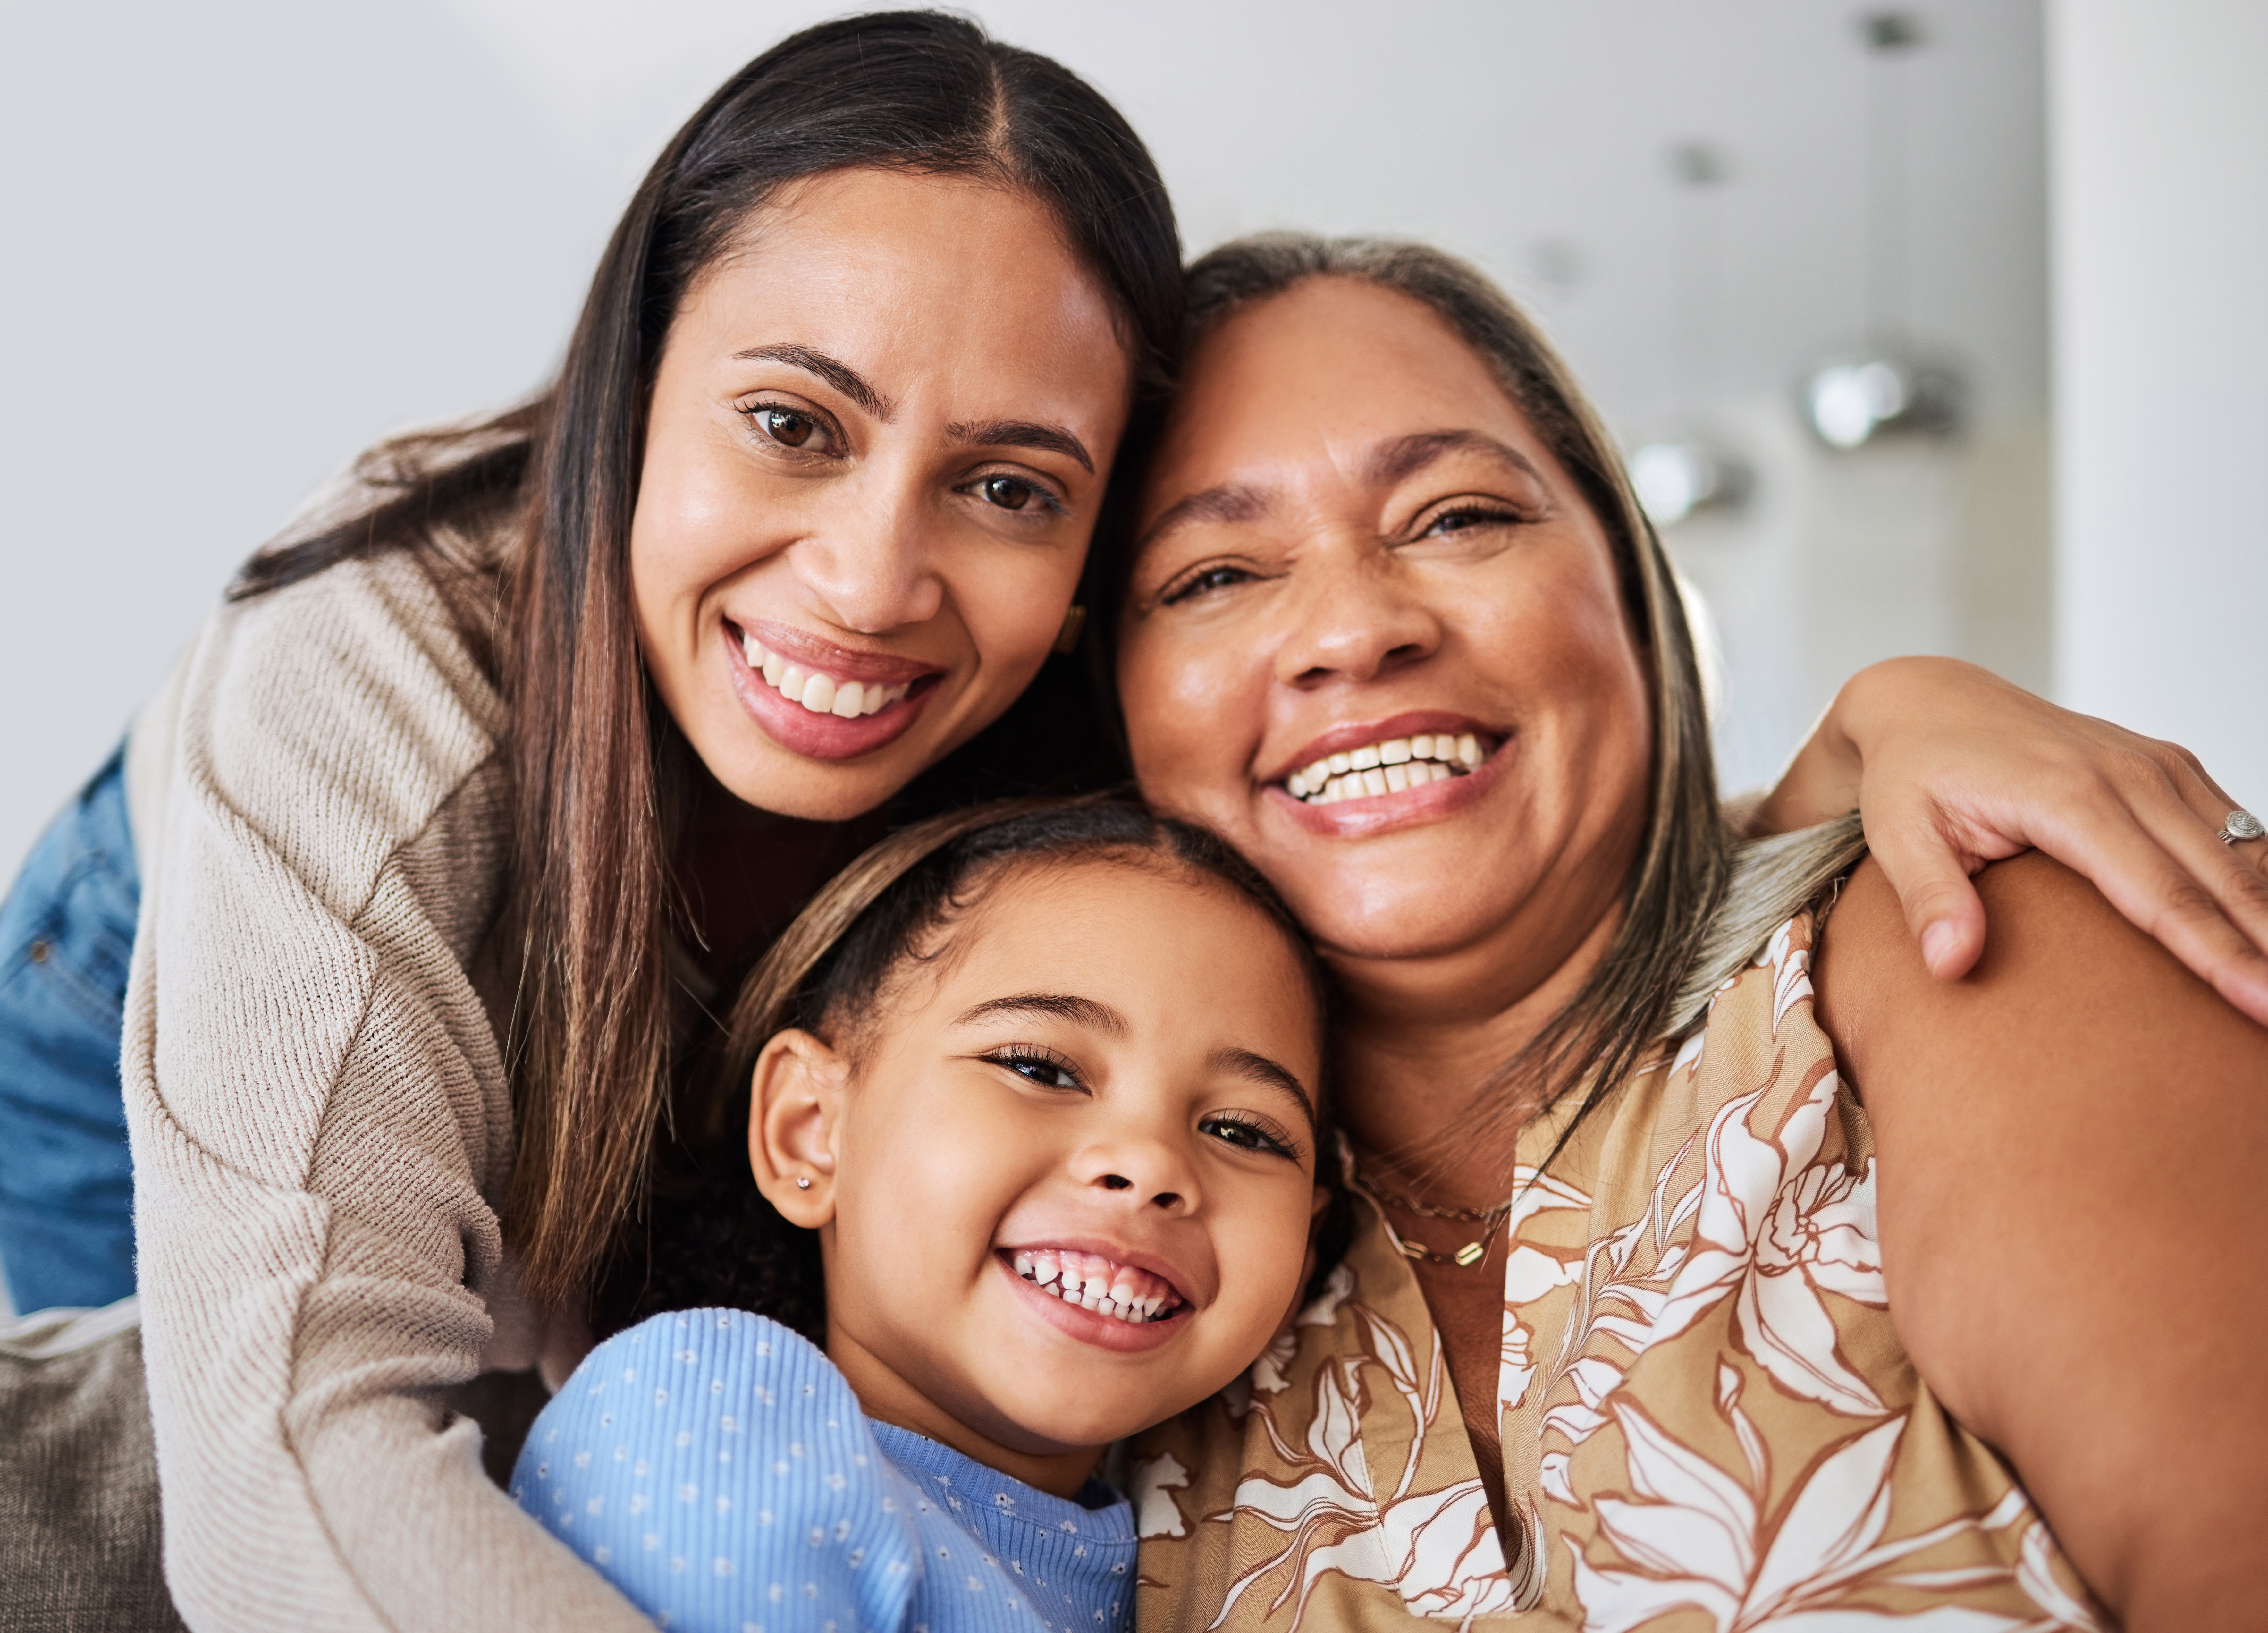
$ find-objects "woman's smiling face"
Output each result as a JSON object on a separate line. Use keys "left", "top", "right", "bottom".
{"left": 1117, "top": 276, "right": 1654, "bottom": 978}
{"left": 633, "top": 166, "right": 1132, "bottom": 821}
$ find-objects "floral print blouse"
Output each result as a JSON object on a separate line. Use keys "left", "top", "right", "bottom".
{"left": 1129, "top": 914, "right": 2107, "bottom": 1631}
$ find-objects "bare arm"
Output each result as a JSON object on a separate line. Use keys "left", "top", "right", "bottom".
{"left": 1815, "top": 851, "right": 2268, "bottom": 1629}
{"left": 1760, "top": 656, "right": 2268, "bottom": 1026}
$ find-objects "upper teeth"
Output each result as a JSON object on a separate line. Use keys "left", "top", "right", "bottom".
{"left": 1010, "top": 1248, "right": 1180, "bottom": 1325}
{"left": 1284, "top": 733, "right": 1486, "bottom": 804}
{"left": 742, "top": 632, "right": 909, "bottom": 718}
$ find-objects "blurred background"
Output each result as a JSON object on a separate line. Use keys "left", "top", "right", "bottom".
{"left": 0, "top": 0, "right": 2260, "bottom": 883}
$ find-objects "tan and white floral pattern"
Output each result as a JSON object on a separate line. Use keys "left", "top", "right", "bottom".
{"left": 1133, "top": 913, "right": 2105, "bottom": 1631}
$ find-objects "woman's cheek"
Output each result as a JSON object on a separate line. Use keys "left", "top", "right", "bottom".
{"left": 965, "top": 549, "right": 1082, "bottom": 688}
{"left": 1123, "top": 633, "right": 1239, "bottom": 821}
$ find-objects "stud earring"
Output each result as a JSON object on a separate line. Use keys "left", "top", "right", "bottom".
{"left": 795, "top": 1175, "right": 812, "bottom": 1190}
{"left": 1052, "top": 604, "right": 1087, "bottom": 655}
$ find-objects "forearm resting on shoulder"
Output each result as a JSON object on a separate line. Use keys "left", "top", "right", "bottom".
{"left": 1816, "top": 853, "right": 2268, "bottom": 1629}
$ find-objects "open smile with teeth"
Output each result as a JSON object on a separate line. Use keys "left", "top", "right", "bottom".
{"left": 1280, "top": 732, "right": 1491, "bottom": 806}
{"left": 1008, "top": 1248, "right": 1185, "bottom": 1325}
{"left": 740, "top": 630, "right": 913, "bottom": 719}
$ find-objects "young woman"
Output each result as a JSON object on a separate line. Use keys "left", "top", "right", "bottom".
{"left": 1, "top": 13, "right": 2261, "bottom": 1633}
{"left": 1115, "top": 236, "right": 2267, "bottom": 1629}
{"left": 70, "top": 16, "right": 1176, "bottom": 1632}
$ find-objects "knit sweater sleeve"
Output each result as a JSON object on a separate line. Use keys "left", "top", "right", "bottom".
{"left": 121, "top": 554, "right": 653, "bottom": 1633}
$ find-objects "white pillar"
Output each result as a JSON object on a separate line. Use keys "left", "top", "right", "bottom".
{"left": 2051, "top": 0, "right": 2268, "bottom": 805}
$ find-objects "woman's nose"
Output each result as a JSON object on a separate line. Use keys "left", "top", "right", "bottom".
{"left": 1273, "top": 546, "right": 1442, "bottom": 687}
{"left": 787, "top": 473, "right": 947, "bottom": 634}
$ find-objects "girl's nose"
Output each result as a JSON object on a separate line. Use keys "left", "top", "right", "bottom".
{"left": 1272, "top": 543, "right": 1442, "bottom": 687}
{"left": 1071, "top": 1136, "right": 1197, "bottom": 1217}
{"left": 788, "top": 475, "right": 947, "bottom": 634}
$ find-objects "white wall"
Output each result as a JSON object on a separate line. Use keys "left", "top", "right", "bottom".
{"left": 2050, "top": 0, "right": 2268, "bottom": 807}
{"left": 0, "top": 0, "right": 2054, "bottom": 878}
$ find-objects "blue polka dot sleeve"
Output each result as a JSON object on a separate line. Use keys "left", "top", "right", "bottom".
{"left": 513, "top": 1310, "right": 920, "bottom": 1633}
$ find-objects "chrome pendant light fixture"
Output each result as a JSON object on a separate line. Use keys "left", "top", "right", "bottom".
{"left": 1631, "top": 140, "right": 1753, "bottom": 528}
{"left": 1799, "top": 11, "right": 1967, "bottom": 451}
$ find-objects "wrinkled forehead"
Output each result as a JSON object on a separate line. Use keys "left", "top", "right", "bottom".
{"left": 1129, "top": 278, "right": 1574, "bottom": 566}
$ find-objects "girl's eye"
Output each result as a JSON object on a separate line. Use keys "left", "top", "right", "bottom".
{"left": 986, "top": 1049, "right": 1085, "bottom": 1093}
{"left": 1161, "top": 563, "right": 1257, "bottom": 604}
{"left": 1199, "top": 1113, "right": 1297, "bottom": 1160}
{"left": 752, "top": 406, "right": 827, "bottom": 450}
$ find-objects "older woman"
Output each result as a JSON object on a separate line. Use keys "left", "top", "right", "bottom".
{"left": 1118, "top": 238, "right": 2266, "bottom": 1629}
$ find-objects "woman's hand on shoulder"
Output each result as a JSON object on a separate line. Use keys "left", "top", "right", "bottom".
{"left": 1757, "top": 656, "right": 2268, "bottom": 1027}
{"left": 1815, "top": 852, "right": 2268, "bottom": 1630}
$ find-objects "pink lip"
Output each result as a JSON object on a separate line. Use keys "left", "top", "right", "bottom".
{"left": 991, "top": 1253, "right": 1193, "bottom": 1356}
{"left": 723, "top": 622, "right": 940, "bottom": 762}
{"left": 738, "top": 619, "right": 940, "bottom": 687}
{"left": 1266, "top": 711, "right": 1501, "bottom": 786}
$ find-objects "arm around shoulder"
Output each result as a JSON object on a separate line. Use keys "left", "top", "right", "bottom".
{"left": 1815, "top": 851, "right": 2268, "bottom": 1631}
{"left": 127, "top": 557, "right": 650, "bottom": 1632}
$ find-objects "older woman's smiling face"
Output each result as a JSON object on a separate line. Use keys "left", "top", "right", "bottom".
{"left": 1117, "top": 277, "right": 1653, "bottom": 982}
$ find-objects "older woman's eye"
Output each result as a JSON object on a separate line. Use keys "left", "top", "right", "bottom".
{"left": 1422, "top": 505, "right": 1519, "bottom": 537}
{"left": 1160, "top": 563, "right": 1257, "bottom": 604}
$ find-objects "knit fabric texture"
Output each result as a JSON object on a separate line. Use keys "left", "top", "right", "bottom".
{"left": 120, "top": 549, "right": 652, "bottom": 1632}
{"left": 515, "top": 1309, "right": 1136, "bottom": 1633}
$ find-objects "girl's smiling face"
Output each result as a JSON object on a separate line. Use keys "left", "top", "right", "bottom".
{"left": 750, "top": 856, "right": 1326, "bottom": 1495}
{"left": 634, "top": 166, "right": 1133, "bottom": 822}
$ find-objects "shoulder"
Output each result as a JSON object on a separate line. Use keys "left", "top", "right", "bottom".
{"left": 193, "top": 548, "right": 504, "bottom": 802}
{"left": 538, "top": 1309, "right": 867, "bottom": 1450}
{"left": 1815, "top": 850, "right": 2268, "bottom": 1105}
{"left": 516, "top": 1311, "right": 920, "bottom": 1630}
{"left": 144, "top": 548, "right": 508, "bottom": 934}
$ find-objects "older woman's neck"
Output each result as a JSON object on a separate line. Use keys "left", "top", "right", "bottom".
{"left": 1328, "top": 902, "right": 1624, "bottom": 1177}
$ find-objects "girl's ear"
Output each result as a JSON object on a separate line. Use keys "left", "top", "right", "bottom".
{"left": 750, "top": 1029, "right": 848, "bottom": 1229}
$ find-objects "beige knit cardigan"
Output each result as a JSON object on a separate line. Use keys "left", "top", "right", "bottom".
{"left": 121, "top": 549, "right": 652, "bottom": 1631}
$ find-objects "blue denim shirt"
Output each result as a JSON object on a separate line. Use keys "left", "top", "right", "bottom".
{"left": 0, "top": 747, "right": 140, "bottom": 1314}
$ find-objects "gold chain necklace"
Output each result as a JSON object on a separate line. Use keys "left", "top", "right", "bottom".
{"left": 1344, "top": 1151, "right": 1513, "bottom": 1269}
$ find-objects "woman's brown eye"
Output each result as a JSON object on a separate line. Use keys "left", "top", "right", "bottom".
{"left": 759, "top": 408, "right": 817, "bottom": 448}
{"left": 980, "top": 475, "right": 1035, "bottom": 511}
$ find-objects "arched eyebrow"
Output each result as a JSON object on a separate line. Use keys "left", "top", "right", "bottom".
{"left": 734, "top": 344, "right": 894, "bottom": 419}
{"left": 1209, "top": 1046, "right": 1317, "bottom": 1133}
{"left": 949, "top": 419, "right": 1094, "bottom": 474}
{"left": 1136, "top": 430, "right": 1546, "bottom": 556}
{"left": 954, "top": 993, "right": 1127, "bottom": 1035}
{"left": 1366, "top": 428, "right": 1546, "bottom": 487}
{"left": 1135, "top": 481, "right": 1274, "bottom": 551}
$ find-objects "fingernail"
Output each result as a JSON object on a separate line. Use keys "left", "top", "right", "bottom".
{"left": 1921, "top": 921, "right": 1960, "bottom": 976}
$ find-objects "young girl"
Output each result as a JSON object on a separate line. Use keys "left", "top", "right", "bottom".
{"left": 513, "top": 799, "right": 1334, "bottom": 1633}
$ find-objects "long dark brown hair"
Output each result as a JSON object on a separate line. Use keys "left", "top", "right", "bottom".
{"left": 228, "top": 12, "right": 1182, "bottom": 1306}
{"left": 1102, "top": 234, "right": 1733, "bottom": 1179}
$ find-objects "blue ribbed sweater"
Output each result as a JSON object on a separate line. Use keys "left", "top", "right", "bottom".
{"left": 512, "top": 1310, "right": 1135, "bottom": 1632}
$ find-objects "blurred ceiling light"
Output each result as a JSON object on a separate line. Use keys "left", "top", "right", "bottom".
{"left": 1630, "top": 438, "right": 1750, "bottom": 528}
{"left": 1637, "top": 139, "right": 1755, "bottom": 527}
{"left": 1802, "top": 353, "right": 1963, "bottom": 449}
{"left": 1801, "top": 9, "right": 1968, "bottom": 452}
